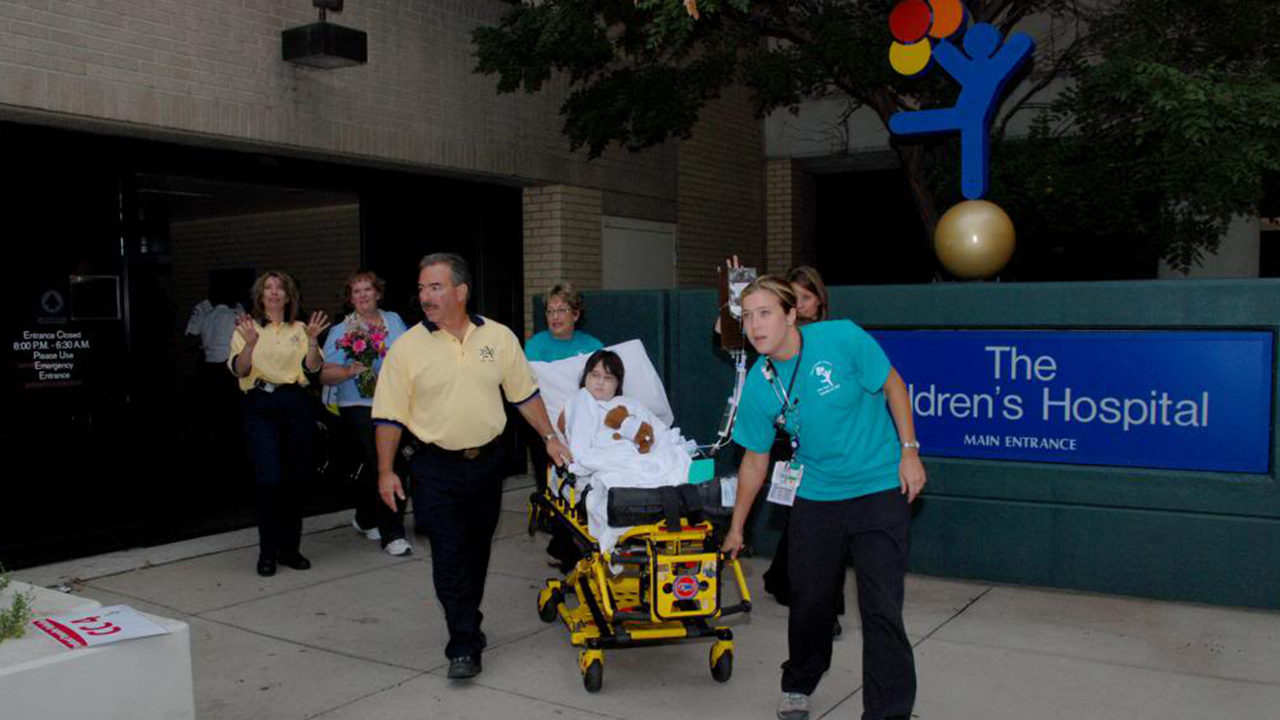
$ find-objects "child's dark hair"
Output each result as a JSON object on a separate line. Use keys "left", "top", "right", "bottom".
{"left": 579, "top": 349, "right": 625, "bottom": 395}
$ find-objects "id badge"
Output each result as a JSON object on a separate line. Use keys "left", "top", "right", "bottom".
{"left": 766, "top": 460, "right": 804, "bottom": 507}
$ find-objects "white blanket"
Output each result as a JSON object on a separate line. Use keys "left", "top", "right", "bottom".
{"left": 562, "top": 388, "right": 694, "bottom": 556}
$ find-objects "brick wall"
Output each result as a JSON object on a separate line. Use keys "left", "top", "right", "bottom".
{"left": 0, "top": 0, "right": 676, "bottom": 204}
{"left": 765, "top": 158, "right": 817, "bottom": 274}
{"left": 1, "top": 0, "right": 766, "bottom": 311}
{"left": 522, "top": 185, "right": 603, "bottom": 337}
{"left": 676, "top": 85, "right": 765, "bottom": 287}
{"left": 170, "top": 203, "right": 361, "bottom": 337}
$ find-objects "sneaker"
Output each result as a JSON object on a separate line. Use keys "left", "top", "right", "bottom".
{"left": 446, "top": 655, "right": 481, "bottom": 679}
{"left": 352, "top": 519, "right": 381, "bottom": 542}
{"left": 384, "top": 538, "right": 413, "bottom": 557}
{"left": 778, "top": 692, "right": 810, "bottom": 720}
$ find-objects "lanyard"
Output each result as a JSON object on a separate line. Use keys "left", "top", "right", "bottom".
{"left": 765, "top": 335, "right": 803, "bottom": 451}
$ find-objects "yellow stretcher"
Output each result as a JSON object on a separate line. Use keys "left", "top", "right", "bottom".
{"left": 528, "top": 468, "right": 752, "bottom": 693}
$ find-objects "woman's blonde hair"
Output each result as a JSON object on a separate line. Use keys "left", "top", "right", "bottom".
{"left": 787, "top": 265, "right": 829, "bottom": 322}
{"left": 545, "top": 281, "right": 585, "bottom": 313}
{"left": 740, "top": 275, "right": 798, "bottom": 314}
{"left": 249, "top": 270, "right": 301, "bottom": 323}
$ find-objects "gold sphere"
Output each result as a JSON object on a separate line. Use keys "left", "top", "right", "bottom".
{"left": 934, "top": 200, "right": 1016, "bottom": 279}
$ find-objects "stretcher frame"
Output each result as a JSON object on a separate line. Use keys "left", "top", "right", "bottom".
{"left": 528, "top": 468, "right": 752, "bottom": 693}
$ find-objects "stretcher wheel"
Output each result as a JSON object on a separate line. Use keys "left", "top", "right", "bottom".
{"left": 583, "top": 659, "right": 603, "bottom": 693}
{"left": 537, "top": 587, "right": 563, "bottom": 623}
{"left": 710, "top": 644, "right": 733, "bottom": 683}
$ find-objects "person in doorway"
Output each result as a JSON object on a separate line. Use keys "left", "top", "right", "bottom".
{"left": 372, "top": 252, "right": 570, "bottom": 681}
{"left": 186, "top": 272, "right": 245, "bottom": 461}
{"left": 721, "top": 276, "right": 925, "bottom": 720}
{"left": 320, "top": 270, "right": 412, "bottom": 557}
{"left": 229, "top": 271, "right": 330, "bottom": 578}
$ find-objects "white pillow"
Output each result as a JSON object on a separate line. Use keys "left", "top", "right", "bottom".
{"left": 529, "top": 339, "right": 674, "bottom": 435}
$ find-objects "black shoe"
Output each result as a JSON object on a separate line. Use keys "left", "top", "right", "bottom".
{"left": 832, "top": 619, "right": 842, "bottom": 638}
{"left": 278, "top": 553, "right": 311, "bottom": 570}
{"left": 446, "top": 655, "right": 481, "bottom": 679}
{"left": 256, "top": 557, "right": 277, "bottom": 577}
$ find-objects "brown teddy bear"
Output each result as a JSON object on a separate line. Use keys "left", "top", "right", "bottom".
{"left": 603, "top": 405, "right": 655, "bottom": 454}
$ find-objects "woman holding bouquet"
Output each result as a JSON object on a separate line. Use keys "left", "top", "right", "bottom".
{"left": 321, "top": 270, "right": 412, "bottom": 556}
{"left": 229, "top": 270, "right": 329, "bottom": 577}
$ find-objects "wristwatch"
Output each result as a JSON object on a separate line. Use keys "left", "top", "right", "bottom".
{"left": 543, "top": 432, "right": 558, "bottom": 442}
{"left": 901, "top": 440, "right": 921, "bottom": 450}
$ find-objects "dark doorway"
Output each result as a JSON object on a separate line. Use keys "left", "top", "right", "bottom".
{"left": 1, "top": 122, "right": 525, "bottom": 567}
{"left": 814, "top": 169, "right": 935, "bottom": 285}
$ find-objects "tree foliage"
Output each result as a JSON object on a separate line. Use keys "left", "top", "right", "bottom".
{"left": 474, "top": 0, "right": 1280, "bottom": 274}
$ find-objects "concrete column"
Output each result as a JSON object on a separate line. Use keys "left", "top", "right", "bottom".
{"left": 676, "top": 85, "right": 765, "bottom": 286}
{"left": 765, "top": 158, "right": 816, "bottom": 275}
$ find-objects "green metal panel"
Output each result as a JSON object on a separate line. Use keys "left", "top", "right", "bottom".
{"left": 543, "top": 281, "right": 1280, "bottom": 609}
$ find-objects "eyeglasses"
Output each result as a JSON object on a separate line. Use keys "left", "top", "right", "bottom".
{"left": 546, "top": 307, "right": 573, "bottom": 317}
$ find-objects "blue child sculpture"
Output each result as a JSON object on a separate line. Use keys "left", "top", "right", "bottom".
{"left": 889, "top": 23, "right": 1034, "bottom": 200}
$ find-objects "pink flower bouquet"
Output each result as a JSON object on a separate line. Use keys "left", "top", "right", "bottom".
{"left": 336, "top": 321, "right": 390, "bottom": 397}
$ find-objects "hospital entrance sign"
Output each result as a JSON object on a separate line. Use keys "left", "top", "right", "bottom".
{"left": 871, "top": 330, "right": 1273, "bottom": 473}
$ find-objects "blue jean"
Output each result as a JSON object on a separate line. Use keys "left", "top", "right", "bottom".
{"left": 242, "top": 385, "right": 315, "bottom": 559}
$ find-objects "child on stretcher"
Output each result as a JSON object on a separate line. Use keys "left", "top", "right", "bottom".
{"left": 554, "top": 349, "right": 695, "bottom": 558}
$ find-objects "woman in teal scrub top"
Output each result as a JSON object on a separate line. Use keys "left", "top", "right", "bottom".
{"left": 722, "top": 275, "right": 925, "bottom": 720}
{"left": 524, "top": 282, "right": 603, "bottom": 363}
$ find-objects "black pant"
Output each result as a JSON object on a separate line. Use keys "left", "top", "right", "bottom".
{"left": 342, "top": 406, "right": 407, "bottom": 545}
{"left": 762, "top": 506, "right": 846, "bottom": 617}
{"left": 527, "top": 424, "right": 551, "bottom": 493}
{"left": 783, "top": 489, "right": 916, "bottom": 720}
{"left": 410, "top": 441, "right": 506, "bottom": 661}
{"left": 242, "top": 386, "right": 315, "bottom": 560}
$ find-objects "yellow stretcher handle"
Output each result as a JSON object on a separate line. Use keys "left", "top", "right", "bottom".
{"left": 593, "top": 559, "right": 615, "bottom": 617}
{"left": 719, "top": 555, "right": 753, "bottom": 616}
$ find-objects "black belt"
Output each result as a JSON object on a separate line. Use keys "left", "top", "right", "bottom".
{"left": 419, "top": 438, "right": 499, "bottom": 461}
{"left": 250, "top": 379, "right": 305, "bottom": 394}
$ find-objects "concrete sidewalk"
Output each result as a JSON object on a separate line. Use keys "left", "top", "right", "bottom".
{"left": 15, "top": 476, "right": 1280, "bottom": 720}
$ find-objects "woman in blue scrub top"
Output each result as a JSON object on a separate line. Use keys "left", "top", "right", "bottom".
{"left": 320, "top": 270, "right": 412, "bottom": 557}
{"left": 722, "top": 276, "right": 926, "bottom": 720}
{"left": 525, "top": 282, "right": 604, "bottom": 564}
{"left": 524, "top": 282, "right": 603, "bottom": 363}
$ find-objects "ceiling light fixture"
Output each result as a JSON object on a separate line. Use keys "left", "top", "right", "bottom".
{"left": 282, "top": 1, "right": 367, "bottom": 70}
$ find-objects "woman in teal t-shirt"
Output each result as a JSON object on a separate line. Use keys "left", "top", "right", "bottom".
{"left": 524, "top": 282, "right": 603, "bottom": 362}
{"left": 722, "top": 276, "right": 926, "bottom": 720}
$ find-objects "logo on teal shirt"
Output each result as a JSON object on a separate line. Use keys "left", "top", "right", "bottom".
{"left": 812, "top": 361, "right": 841, "bottom": 396}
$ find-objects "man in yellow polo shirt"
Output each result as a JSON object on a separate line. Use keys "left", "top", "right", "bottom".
{"left": 372, "top": 252, "right": 570, "bottom": 681}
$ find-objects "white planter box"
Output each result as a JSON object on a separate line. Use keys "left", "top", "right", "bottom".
{"left": 0, "top": 581, "right": 194, "bottom": 720}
